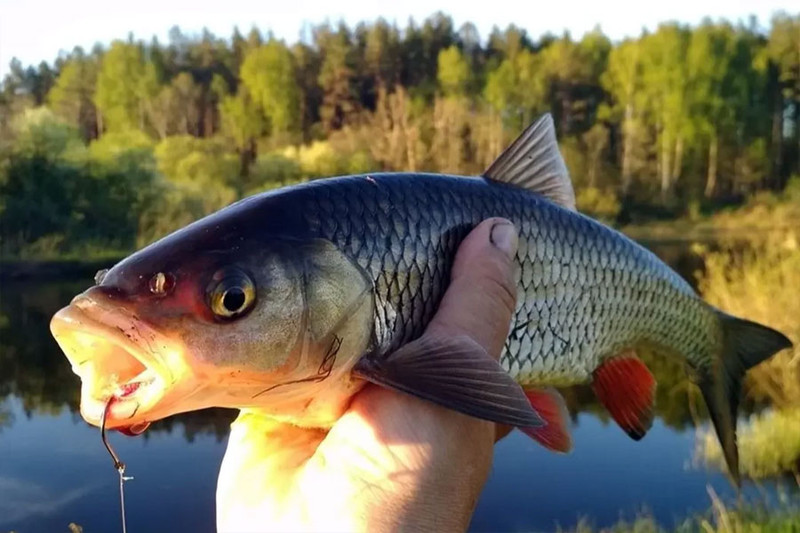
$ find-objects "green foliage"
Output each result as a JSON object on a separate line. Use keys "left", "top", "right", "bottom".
{"left": 155, "top": 135, "right": 234, "bottom": 185}
{"left": 317, "top": 24, "right": 361, "bottom": 132}
{"left": 132, "top": 135, "right": 242, "bottom": 244}
{"left": 3, "top": 14, "right": 800, "bottom": 257}
{"left": 249, "top": 153, "right": 303, "bottom": 192}
{"left": 362, "top": 19, "right": 401, "bottom": 86}
{"left": 485, "top": 48, "right": 547, "bottom": 131}
{"left": 437, "top": 46, "right": 470, "bottom": 96}
{"left": 602, "top": 39, "right": 643, "bottom": 120}
{"left": 219, "top": 89, "right": 264, "bottom": 150}
{"left": 94, "top": 41, "right": 159, "bottom": 132}
{"left": 280, "top": 140, "right": 371, "bottom": 178}
{"left": 87, "top": 128, "right": 154, "bottom": 164}
{"left": 575, "top": 187, "right": 621, "bottom": 222}
{"left": 769, "top": 13, "right": 800, "bottom": 103}
{"left": 539, "top": 32, "right": 610, "bottom": 132}
{"left": 149, "top": 72, "right": 203, "bottom": 138}
{"left": 240, "top": 41, "right": 301, "bottom": 134}
{"left": 47, "top": 54, "right": 98, "bottom": 140}
{"left": 1, "top": 154, "right": 84, "bottom": 256}
{"left": 9, "top": 107, "right": 84, "bottom": 160}
{"left": 0, "top": 110, "right": 156, "bottom": 257}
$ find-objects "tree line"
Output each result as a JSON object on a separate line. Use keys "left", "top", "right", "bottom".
{"left": 1, "top": 12, "right": 798, "bottom": 258}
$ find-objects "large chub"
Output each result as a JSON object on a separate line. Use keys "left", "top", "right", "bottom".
{"left": 699, "top": 311, "right": 793, "bottom": 485}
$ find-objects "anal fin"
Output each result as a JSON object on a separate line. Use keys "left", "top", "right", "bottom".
{"left": 592, "top": 351, "right": 656, "bottom": 441}
{"left": 518, "top": 387, "right": 572, "bottom": 453}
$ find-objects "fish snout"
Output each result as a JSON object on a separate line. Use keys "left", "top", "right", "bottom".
{"left": 50, "top": 295, "right": 172, "bottom": 428}
{"left": 70, "top": 284, "right": 129, "bottom": 308}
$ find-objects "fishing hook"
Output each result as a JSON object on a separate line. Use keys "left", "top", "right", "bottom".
{"left": 102, "top": 397, "right": 134, "bottom": 533}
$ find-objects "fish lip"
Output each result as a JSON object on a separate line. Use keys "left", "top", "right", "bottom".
{"left": 50, "top": 297, "right": 170, "bottom": 427}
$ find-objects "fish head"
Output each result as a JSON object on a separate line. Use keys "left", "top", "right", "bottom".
{"left": 50, "top": 203, "right": 374, "bottom": 431}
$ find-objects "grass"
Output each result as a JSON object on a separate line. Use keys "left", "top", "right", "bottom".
{"left": 696, "top": 230, "right": 800, "bottom": 408}
{"left": 698, "top": 409, "right": 800, "bottom": 481}
{"left": 692, "top": 223, "right": 800, "bottom": 481}
{"left": 563, "top": 493, "right": 800, "bottom": 532}
{"left": 52, "top": 496, "right": 800, "bottom": 533}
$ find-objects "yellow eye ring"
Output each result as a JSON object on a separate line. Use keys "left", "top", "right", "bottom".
{"left": 208, "top": 269, "right": 256, "bottom": 319}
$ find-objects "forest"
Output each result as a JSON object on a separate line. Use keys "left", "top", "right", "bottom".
{"left": 1, "top": 12, "right": 799, "bottom": 258}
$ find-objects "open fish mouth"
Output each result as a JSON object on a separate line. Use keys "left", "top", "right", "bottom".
{"left": 50, "top": 298, "right": 170, "bottom": 430}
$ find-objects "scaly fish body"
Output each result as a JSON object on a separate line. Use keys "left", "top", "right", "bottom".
{"left": 285, "top": 172, "right": 718, "bottom": 385}
{"left": 50, "top": 114, "right": 791, "bottom": 484}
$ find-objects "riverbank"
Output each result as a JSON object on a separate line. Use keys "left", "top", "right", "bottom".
{"left": 623, "top": 179, "right": 800, "bottom": 243}
{"left": 565, "top": 500, "right": 800, "bottom": 532}
{"left": 3, "top": 179, "right": 797, "bottom": 281}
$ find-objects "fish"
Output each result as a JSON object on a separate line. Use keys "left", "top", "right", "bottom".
{"left": 50, "top": 114, "right": 792, "bottom": 484}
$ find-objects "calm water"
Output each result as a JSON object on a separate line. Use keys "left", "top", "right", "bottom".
{"left": 0, "top": 244, "right": 787, "bottom": 532}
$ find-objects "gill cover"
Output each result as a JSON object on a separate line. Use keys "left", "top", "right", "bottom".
{"left": 289, "top": 239, "right": 375, "bottom": 383}
{"left": 241, "top": 238, "right": 376, "bottom": 427}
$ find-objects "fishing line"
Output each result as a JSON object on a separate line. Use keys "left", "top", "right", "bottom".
{"left": 102, "top": 398, "right": 134, "bottom": 533}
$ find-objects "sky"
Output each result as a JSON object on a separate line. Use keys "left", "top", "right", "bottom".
{"left": 0, "top": 0, "right": 794, "bottom": 78}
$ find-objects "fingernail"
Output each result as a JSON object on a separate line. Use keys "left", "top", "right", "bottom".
{"left": 490, "top": 221, "right": 518, "bottom": 259}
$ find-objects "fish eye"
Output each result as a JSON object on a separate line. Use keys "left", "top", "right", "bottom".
{"left": 208, "top": 268, "right": 256, "bottom": 319}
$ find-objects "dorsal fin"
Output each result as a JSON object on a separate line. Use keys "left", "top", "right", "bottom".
{"left": 483, "top": 114, "right": 576, "bottom": 211}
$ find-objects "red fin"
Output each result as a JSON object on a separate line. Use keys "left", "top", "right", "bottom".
{"left": 518, "top": 388, "right": 572, "bottom": 453}
{"left": 592, "top": 352, "right": 656, "bottom": 441}
{"left": 117, "top": 422, "right": 150, "bottom": 437}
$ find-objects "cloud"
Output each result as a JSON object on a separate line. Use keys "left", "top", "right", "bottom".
{"left": 0, "top": 476, "right": 96, "bottom": 525}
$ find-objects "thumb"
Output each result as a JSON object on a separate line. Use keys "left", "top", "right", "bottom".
{"left": 427, "top": 217, "right": 519, "bottom": 359}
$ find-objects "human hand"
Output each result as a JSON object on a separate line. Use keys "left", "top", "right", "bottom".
{"left": 216, "top": 218, "right": 519, "bottom": 532}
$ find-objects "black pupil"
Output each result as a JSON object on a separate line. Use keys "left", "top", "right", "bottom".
{"left": 222, "top": 287, "right": 246, "bottom": 313}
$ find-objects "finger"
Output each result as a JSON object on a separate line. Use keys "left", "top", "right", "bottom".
{"left": 428, "top": 217, "right": 519, "bottom": 359}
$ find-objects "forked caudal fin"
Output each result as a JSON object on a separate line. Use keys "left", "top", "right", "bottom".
{"left": 700, "top": 311, "right": 793, "bottom": 485}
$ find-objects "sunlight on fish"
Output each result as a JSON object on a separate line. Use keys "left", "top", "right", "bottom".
{"left": 48, "top": 113, "right": 793, "bottom": 509}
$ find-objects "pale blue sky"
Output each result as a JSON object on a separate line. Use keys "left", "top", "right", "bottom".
{"left": 0, "top": 0, "right": 794, "bottom": 78}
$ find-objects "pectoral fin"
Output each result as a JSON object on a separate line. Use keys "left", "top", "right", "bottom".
{"left": 354, "top": 335, "right": 544, "bottom": 428}
{"left": 592, "top": 351, "right": 656, "bottom": 440}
